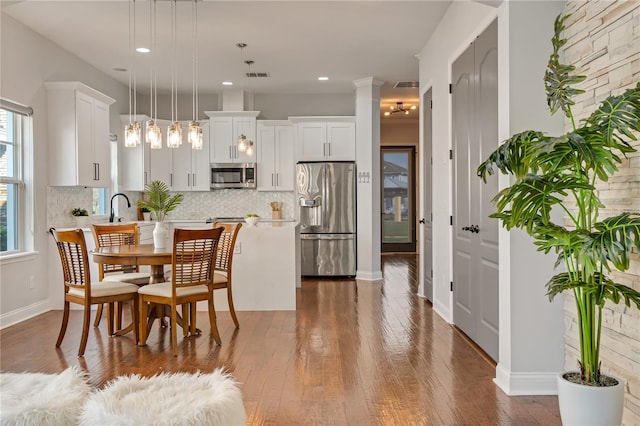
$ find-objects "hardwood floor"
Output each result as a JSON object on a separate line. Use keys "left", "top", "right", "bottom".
{"left": 1, "top": 254, "right": 560, "bottom": 425}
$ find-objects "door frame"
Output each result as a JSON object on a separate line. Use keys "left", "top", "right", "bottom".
{"left": 381, "top": 146, "right": 416, "bottom": 253}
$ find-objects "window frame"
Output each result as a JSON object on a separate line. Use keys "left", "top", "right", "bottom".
{"left": 0, "top": 99, "right": 33, "bottom": 256}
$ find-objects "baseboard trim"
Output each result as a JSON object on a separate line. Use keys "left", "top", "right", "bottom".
{"left": 494, "top": 363, "right": 558, "bottom": 395}
{"left": 0, "top": 300, "right": 51, "bottom": 330}
{"left": 355, "top": 270, "right": 383, "bottom": 281}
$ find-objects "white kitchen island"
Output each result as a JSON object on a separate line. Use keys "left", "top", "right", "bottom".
{"left": 169, "top": 220, "right": 301, "bottom": 311}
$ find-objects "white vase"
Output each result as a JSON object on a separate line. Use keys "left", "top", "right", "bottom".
{"left": 153, "top": 221, "right": 168, "bottom": 249}
{"left": 557, "top": 372, "right": 624, "bottom": 426}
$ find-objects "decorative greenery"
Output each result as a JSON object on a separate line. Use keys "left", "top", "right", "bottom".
{"left": 478, "top": 14, "right": 640, "bottom": 385}
{"left": 137, "top": 180, "right": 183, "bottom": 222}
{"left": 245, "top": 213, "right": 259, "bottom": 218}
{"left": 71, "top": 207, "right": 89, "bottom": 217}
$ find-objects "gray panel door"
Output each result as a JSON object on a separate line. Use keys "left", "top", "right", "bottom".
{"left": 423, "top": 89, "right": 433, "bottom": 301}
{"left": 452, "top": 20, "right": 499, "bottom": 361}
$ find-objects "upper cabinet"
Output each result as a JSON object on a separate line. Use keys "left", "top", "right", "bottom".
{"left": 45, "top": 82, "right": 115, "bottom": 187}
{"left": 205, "top": 111, "right": 259, "bottom": 163}
{"left": 257, "top": 120, "right": 294, "bottom": 191}
{"left": 120, "top": 117, "right": 209, "bottom": 192}
{"left": 291, "top": 117, "right": 356, "bottom": 162}
{"left": 171, "top": 121, "right": 210, "bottom": 191}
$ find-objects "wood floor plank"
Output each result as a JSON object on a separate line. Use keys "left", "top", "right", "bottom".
{"left": 0, "top": 254, "right": 560, "bottom": 425}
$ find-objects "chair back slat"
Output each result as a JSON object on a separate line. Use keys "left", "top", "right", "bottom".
{"left": 50, "top": 228, "right": 90, "bottom": 292}
{"left": 172, "top": 228, "right": 223, "bottom": 289}
{"left": 212, "top": 222, "right": 242, "bottom": 272}
{"left": 92, "top": 224, "right": 140, "bottom": 277}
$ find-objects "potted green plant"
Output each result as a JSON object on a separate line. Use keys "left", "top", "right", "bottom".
{"left": 478, "top": 14, "right": 640, "bottom": 425}
{"left": 71, "top": 207, "right": 90, "bottom": 227}
{"left": 137, "top": 180, "right": 183, "bottom": 248}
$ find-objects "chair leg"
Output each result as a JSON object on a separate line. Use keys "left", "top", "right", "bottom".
{"left": 190, "top": 303, "right": 197, "bottom": 336}
{"left": 106, "top": 302, "right": 115, "bottom": 336}
{"left": 93, "top": 303, "right": 103, "bottom": 327}
{"left": 56, "top": 301, "right": 70, "bottom": 348}
{"left": 207, "top": 297, "right": 221, "bottom": 345}
{"left": 139, "top": 295, "right": 148, "bottom": 346}
{"left": 182, "top": 303, "right": 189, "bottom": 337}
{"left": 116, "top": 301, "right": 123, "bottom": 331}
{"left": 131, "top": 297, "right": 139, "bottom": 345}
{"left": 78, "top": 305, "right": 92, "bottom": 357}
{"left": 227, "top": 285, "right": 240, "bottom": 328}
{"left": 171, "top": 305, "right": 178, "bottom": 356}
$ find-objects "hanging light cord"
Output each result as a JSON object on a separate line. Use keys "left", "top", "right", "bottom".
{"left": 132, "top": 0, "right": 137, "bottom": 121}
{"left": 127, "top": 0, "right": 133, "bottom": 124}
{"left": 192, "top": 0, "right": 198, "bottom": 121}
{"left": 171, "top": 0, "right": 176, "bottom": 123}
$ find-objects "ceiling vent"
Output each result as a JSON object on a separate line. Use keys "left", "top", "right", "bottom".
{"left": 393, "top": 81, "right": 419, "bottom": 88}
{"left": 246, "top": 72, "right": 270, "bottom": 78}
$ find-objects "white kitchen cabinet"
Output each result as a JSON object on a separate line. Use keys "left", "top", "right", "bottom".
{"left": 119, "top": 115, "right": 150, "bottom": 191}
{"left": 172, "top": 121, "right": 210, "bottom": 191}
{"left": 257, "top": 120, "right": 294, "bottom": 191}
{"left": 45, "top": 82, "right": 115, "bottom": 187}
{"left": 292, "top": 117, "right": 356, "bottom": 162}
{"left": 205, "top": 111, "right": 259, "bottom": 163}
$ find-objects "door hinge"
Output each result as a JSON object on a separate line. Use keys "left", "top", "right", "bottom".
{"left": 450, "top": 281, "right": 453, "bottom": 291}
{"left": 430, "top": 269, "right": 433, "bottom": 278}
{"left": 450, "top": 216, "right": 453, "bottom": 226}
{"left": 430, "top": 212, "right": 433, "bottom": 221}
{"left": 449, "top": 84, "right": 453, "bottom": 94}
{"left": 430, "top": 99, "right": 433, "bottom": 109}
{"left": 449, "top": 149, "right": 453, "bottom": 160}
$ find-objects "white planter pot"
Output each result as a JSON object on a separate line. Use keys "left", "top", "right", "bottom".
{"left": 557, "top": 372, "right": 624, "bottom": 426}
{"left": 153, "top": 221, "right": 168, "bottom": 249}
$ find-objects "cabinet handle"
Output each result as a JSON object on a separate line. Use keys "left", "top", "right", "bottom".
{"left": 188, "top": 174, "right": 191, "bottom": 187}
{"left": 193, "top": 173, "right": 196, "bottom": 187}
{"left": 170, "top": 173, "right": 173, "bottom": 186}
{"left": 229, "top": 146, "right": 232, "bottom": 159}
{"left": 327, "top": 143, "right": 331, "bottom": 157}
{"left": 144, "top": 171, "right": 148, "bottom": 185}
{"left": 276, "top": 173, "right": 279, "bottom": 187}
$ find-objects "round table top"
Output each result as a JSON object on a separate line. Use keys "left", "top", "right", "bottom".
{"left": 92, "top": 244, "right": 172, "bottom": 266}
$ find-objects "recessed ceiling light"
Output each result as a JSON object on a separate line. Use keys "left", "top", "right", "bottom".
{"left": 136, "top": 47, "right": 150, "bottom": 53}
{"left": 318, "top": 76, "right": 329, "bottom": 81}
{"left": 222, "top": 81, "right": 233, "bottom": 86}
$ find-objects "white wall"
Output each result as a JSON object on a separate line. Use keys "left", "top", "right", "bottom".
{"left": 417, "top": 0, "right": 565, "bottom": 395}
{"left": 0, "top": 14, "right": 130, "bottom": 324}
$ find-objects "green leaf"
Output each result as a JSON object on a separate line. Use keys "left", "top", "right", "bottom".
{"left": 583, "top": 213, "right": 640, "bottom": 271}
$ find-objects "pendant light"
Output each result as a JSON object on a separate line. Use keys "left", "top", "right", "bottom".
{"left": 236, "top": 43, "right": 254, "bottom": 155}
{"left": 145, "top": 0, "right": 162, "bottom": 149}
{"left": 167, "top": 0, "right": 182, "bottom": 148}
{"left": 187, "top": 0, "right": 203, "bottom": 150}
{"left": 124, "top": 0, "right": 141, "bottom": 147}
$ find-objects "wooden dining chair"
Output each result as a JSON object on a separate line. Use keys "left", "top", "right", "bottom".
{"left": 49, "top": 228, "right": 139, "bottom": 357}
{"left": 138, "top": 227, "right": 224, "bottom": 356}
{"left": 212, "top": 222, "right": 243, "bottom": 328}
{"left": 92, "top": 223, "right": 150, "bottom": 328}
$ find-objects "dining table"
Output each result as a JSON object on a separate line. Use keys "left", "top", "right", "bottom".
{"left": 92, "top": 244, "right": 195, "bottom": 341}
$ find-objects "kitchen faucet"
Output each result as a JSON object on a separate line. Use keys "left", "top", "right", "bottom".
{"left": 109, "top": 193, "right": 131, "bottom": 223}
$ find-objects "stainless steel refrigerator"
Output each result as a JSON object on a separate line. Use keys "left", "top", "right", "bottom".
{"left": 297, "top": 161, "right": 356, "bottom": 276}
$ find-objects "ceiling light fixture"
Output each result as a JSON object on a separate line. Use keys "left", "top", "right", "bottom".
{"left": 222, "top": 81, "right": 233, "bottom": 86}
{"left": 318, "top": 76, "right": 329, "bottom": 81}
{"left": 124, "top": 0, "right": 141, "bottom": 147}
{"left": 187, "top": 0, "right": 203, "bottom": 150}
{"left": 236, "top": 43, "right": 255, "bottom": 156}
{"left": 145, "top": 0, "right": 162, "bottom": 149}
{"left": 384, "top": 102, "right": 417, "bottom": 117}
{"left": 167, "top": 0, "right": 182, "bottom": 148}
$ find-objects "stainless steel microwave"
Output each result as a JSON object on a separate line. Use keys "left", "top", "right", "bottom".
{"left": 210, "top": 163, "right": 256, "bottom": 189}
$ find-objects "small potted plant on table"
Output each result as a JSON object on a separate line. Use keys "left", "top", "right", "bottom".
{"left": 71, "top": 207, "right": 90, "bottom": 228}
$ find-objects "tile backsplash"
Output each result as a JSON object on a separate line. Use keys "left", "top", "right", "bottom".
{"left": 47, "top": 187, "right": 295, "bottom": 227}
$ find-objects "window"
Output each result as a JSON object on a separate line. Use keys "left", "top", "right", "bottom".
{"left": 0, "top": 100, "right": 32, "bottom": 254}
{"left": 93, "top": 188, "right": 107, "bottom": 215}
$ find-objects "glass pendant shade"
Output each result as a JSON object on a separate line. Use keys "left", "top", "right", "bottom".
{"left": 146, "top": 119, "right": 162, "bottom": 149}
{"left": 238, "top": 134, "right": 247, "bottom": 152}
{"left": 245, "top": 142, "right": 254, "bottom": 156}
{"left": 188, "top": 121, "right": 203, "bottom": 149}
{"left": 124, "top": 121, "right": 141, "bottom": 147}
{"left": 167, "top": 122, "right": 182, "bottom": 148}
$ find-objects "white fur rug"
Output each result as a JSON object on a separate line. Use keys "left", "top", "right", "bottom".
{"left": 0, "top": 366, "right": 92, "bottom": 426}
{"left": 80, "top": 369, "right": 246, "bottom": 426}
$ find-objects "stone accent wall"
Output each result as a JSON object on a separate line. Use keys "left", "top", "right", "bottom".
{"left": 563, "top": 1, "right": 640, "bottom": 424}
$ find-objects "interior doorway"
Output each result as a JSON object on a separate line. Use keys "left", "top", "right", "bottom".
{"left": 381, "top": 147, "right": 416, "bottom": 253}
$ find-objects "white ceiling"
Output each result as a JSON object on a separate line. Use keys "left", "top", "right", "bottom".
{"left": 2, "top": 0, "right": 452, "bottom": 117}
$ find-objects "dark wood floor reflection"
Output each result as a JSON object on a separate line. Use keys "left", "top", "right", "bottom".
{"left": 1, "top": 254, "right": 560, "bottom": 425}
